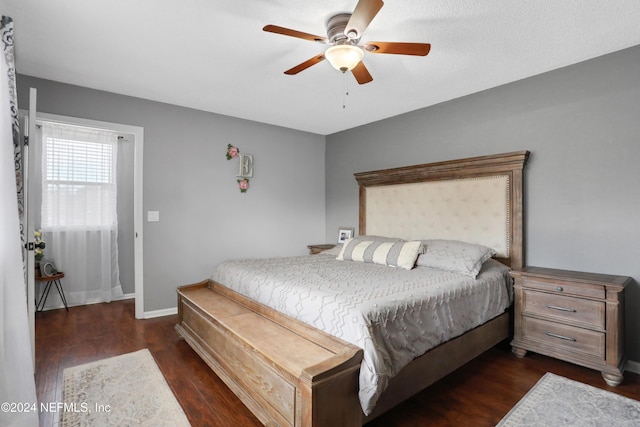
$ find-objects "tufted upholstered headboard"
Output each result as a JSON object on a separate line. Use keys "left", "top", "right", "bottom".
{"left": 354, "top": 151, "right": 529, "bottom": 269}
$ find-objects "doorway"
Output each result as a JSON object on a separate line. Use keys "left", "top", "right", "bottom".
{"left": 30, "top": 112, "right": 145, "bottom": 317}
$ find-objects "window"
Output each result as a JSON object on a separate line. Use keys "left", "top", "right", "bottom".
{"left": 41, "top": 122, "right": 118, "bottom": 230}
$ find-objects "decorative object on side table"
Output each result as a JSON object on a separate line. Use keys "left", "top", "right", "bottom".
{"left": 39, "top": 258, "right": 58, "bottom": 277}
{"left": 34, "top": 229, "right": 46, "bottom": 276}
{"left": 307, "top": 244, "right": 336, "bottom": 255}
{"left": 34, "top": 229, "right": 45, "bottom": 261}
{"left": 337, "top": 227, "right": 354, "bottom": 243}
{"left": 510, "top": 266, "right": 631, "bottom": 386}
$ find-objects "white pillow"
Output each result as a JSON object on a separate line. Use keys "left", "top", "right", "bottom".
{"left": 416, "top": 239, "right": 496, "bottom": 278}
{"left": 337, "top": 239, "right": 422, "bottom": 270}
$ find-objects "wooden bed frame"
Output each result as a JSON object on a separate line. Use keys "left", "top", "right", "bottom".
{"left": 176, "top": 150, "right": 530, "bottom": 427}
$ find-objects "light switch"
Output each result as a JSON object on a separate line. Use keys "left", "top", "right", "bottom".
{"left": 147, "top": 211, "right": 160, "bottom": 222}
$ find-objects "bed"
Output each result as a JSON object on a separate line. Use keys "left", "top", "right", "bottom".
{"left": 176, "top": 150, "right": 530, "bottom": 427}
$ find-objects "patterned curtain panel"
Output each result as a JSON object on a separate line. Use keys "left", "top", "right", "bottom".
{"left": 0, "top": 15, "right": 39, "bottom": 427}
{"left": 1, "top": 16, "right": 24, "bottom": 264}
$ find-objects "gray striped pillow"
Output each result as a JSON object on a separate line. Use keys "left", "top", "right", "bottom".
{"left": 336, "top": 239, "right": 422, "bottom": 270}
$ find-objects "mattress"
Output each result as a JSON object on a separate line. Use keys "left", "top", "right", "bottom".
{"left": 212, "top": 254, "right": 512, "bottom": 415}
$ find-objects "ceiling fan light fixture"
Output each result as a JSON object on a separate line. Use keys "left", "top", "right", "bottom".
{"left": 324, "top": 44, "right": 364, "bottom": 72}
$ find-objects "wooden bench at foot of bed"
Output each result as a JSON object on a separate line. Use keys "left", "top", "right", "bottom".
{"left": 175, "top": 280, "right": 364, "bottom": 427}
{"left": 177, "top": 279, "right": 511, "bottom": 427}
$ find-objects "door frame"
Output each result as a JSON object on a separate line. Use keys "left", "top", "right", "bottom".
{"left": 34, "top": 112, "right": 145, "bottom": 318}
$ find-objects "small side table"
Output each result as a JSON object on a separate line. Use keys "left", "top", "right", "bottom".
{"left": 307, "top": 244, "right": 336, "bottom": 255}
{"left": 35, "top": 272, "right": 68, "bottom": 312}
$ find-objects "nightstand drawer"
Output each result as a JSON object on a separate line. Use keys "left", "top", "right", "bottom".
{"left": 520, "top": 278, "right": 605, "bottom": 299}
{"left": 522, "top": 290, "right": 605, "bottom": 330}
{"left": 522, "top": 317, "right": 605, "bottom": 358}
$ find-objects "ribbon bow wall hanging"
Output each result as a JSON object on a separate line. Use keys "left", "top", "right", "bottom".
{"left": 226, "top": 144, "right": 253, "bottom": 193}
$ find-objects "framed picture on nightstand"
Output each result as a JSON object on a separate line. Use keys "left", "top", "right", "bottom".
{"left": 337, "top": 228, "right": 354, "bottom": 243}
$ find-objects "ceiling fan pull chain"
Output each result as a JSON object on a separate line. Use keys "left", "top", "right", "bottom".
{"left": 343, "top": 73, "right": 349, "bottom": 109}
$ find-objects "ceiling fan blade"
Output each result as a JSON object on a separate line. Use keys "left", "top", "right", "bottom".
{"left": 364, "top": 41, "right": 431, "bottom": 56}
{"left": 351, "top": 61, "right": 373, "bottom": 84}
{"left": 263, "top": 25, "right": 328, "bottom": 43}
{"left": 345, "top": 0, "right": 384, "bottom": 40}
{"left": 284, "top": 54, "right": 326, "bottom": 75}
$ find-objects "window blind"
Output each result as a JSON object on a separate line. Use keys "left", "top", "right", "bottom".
{"left": 41, "top": 123, "right": 118, "bottom": 229}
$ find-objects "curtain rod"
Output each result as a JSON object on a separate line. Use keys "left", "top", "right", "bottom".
{"left": 36, "top": 122, "right": 128, "bottom": 141}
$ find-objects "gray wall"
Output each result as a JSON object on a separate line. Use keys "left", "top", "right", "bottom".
{"left": 17, "top": 75, "right": 326, "bottom": 312}
{"left": 326, "top": 45, "right": 640, "bottom": 362}
{"left": 117, "top": 134, "right": 135, "bottom": 294}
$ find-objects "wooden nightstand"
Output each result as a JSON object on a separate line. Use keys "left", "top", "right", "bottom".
{"left": 307, "top": 244, "right": 336, "bottom": 255}
{"left": 510, "top": 266, "right": 631, "bottom": 386}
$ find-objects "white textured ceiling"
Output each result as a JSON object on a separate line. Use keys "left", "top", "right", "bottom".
{"left": 3, "top": 1, "right": 640, "bottom": 135}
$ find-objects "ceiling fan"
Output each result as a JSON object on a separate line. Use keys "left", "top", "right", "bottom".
{"left": 263, "top": 0, "right": 431, "bottom": 84}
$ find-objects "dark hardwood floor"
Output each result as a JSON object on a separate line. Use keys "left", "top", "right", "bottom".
{"left": 36, "top": 300, "right": 640, "bottom": 427}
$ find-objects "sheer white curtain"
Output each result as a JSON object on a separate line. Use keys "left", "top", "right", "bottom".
{"left": 39, "top": 122, "right": 123, "bottom": 307}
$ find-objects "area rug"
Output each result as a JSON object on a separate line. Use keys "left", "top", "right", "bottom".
{"left": 497, "top": 372, "right": 640, "bottom": 426}
{"left": 61, "top": 349, "right": 190, "bottom": 426}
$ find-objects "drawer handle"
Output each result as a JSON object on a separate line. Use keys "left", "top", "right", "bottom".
{"left": 545, "top": 304, "right": 576, "bottom": 313}
{"left": 545, "top": 331, "right": 576, "bottom": 342}
{"left": 556, "top": 286, "right": 563, "bottom": 292}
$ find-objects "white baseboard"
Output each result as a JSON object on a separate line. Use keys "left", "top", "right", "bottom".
{"left": 143, "top": 307, "right": 178, "bottom": 319}
{"left": 113, "top": 294, "right": 177, "bottom": 319}
{"left": 38, "top": 293, "right": 135, "bottom": 311}
{"left": 626, "top": 360, "right": 640, "bottom": 374}
{"left": 38, "top": 297, "right": 177, "bottom": 319}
